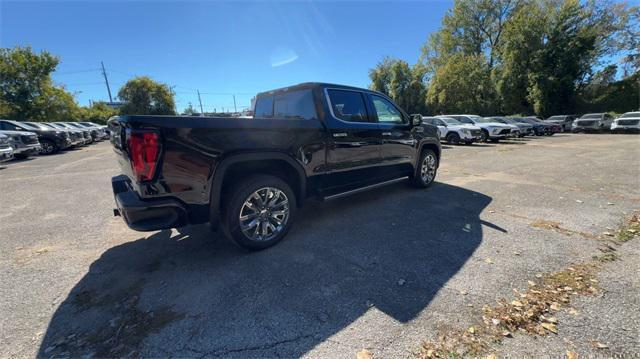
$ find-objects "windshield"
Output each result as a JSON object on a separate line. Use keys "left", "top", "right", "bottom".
{"left": 546, "top": 116, "right": 562, "bottom": 121}
{"left": 580, "top": 114, "right": 602, "bottom": 119}
{"left": 438, "top": 117, "right": 462, "bottom": 125}
{"left": 24, "top": 122, "right": 49, "bottom": 130}
{"left": 12, "top": 121, "right": 39, "bottom": 130}
{"left": 66, "top": 123, "right": 84, "bottom": 128}
{"left": 619, "top": 112, "right": 640, "bottom": 118}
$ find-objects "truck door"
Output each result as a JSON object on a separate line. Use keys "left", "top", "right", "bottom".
{"left": 366, "top": 93, "right": 416, "bottom": 178}
{"left": 323, "top": 88, "right": 384, "bottom": 192}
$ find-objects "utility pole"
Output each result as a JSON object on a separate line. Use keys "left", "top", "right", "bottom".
{"left": 101, "top": 61, "right": 113, "bottom": 103}
{"left": 233, "top": 94, "right": 237, "bottom": 113}
{"left": 197, "top": 90, "right": 204, "bottom": 116}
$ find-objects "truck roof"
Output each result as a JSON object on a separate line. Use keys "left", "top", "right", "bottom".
{"left": 255, "top": 82, "right": 382, "bottom": 98}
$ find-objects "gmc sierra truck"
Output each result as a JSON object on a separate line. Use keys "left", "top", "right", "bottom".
{"left": 109, "top": 83, "right": 441, "bottom": 250}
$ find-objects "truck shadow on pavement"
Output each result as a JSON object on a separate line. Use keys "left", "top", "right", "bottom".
{"left": 39, "top": 182, "right": 497, "bottom": 358}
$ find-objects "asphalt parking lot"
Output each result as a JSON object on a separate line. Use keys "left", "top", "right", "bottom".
{"left": 1, "top": 134, "right": 639, "bottom": 358}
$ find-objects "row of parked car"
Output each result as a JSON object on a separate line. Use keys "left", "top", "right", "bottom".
{"left": 0, "top": 120, "right": 109, "bottom": 162}
{"left": 421, "top": 111, "right": 640, "bottom": 144}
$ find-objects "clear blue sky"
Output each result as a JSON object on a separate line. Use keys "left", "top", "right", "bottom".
{"left": 1, "top": 1, "right": 451, "bottom": 112}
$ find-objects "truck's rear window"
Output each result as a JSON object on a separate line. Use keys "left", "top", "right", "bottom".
{"left": 254, "top": 89, "right": 317, "bottom": 120}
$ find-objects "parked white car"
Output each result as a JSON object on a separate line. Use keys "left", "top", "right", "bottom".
{"left": 611, "top": 112, "right": 640, "bottom": 134}
{"left": 446, "top": 114, "right": 513, "bottom": 142}
{"left": 422, "top": 116, "right": 482, "bottom": 144}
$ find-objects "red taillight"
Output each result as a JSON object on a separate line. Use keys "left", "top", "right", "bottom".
{"left": 127, "top": 130, "right": 160, "bottom": 182}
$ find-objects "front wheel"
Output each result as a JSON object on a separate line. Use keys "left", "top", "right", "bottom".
{"left": 40, "top": 139, "right": 58, "bottom": 155}
{"left": 445, "top": 132, "right": 461, "bottom": 145}
{"left": 479, "top": 130, "right": 489, "bottom": 142}
{"left": 222, "top": 175, "right": 296, "bottom": 250}
{"left": 412, "top": 149, "right": 438, "bottom": 188}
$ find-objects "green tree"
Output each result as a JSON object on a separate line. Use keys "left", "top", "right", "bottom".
{"left": 369, "top": 57, "right": 427, "bottom": 114}
{"left": 0, "top": 46, "right": 80, "bottom": 121}
{"left": 426, "top": 53, "right": 496, "bottom": 115}
{"left": 117, "top": 76, "right": 176, "bottom": 115}
{"left": 79, "top": 102, "right": 118, "bottom": 124}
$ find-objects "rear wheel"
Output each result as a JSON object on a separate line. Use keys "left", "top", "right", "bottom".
{"left": 412, "top": 149, "right": 438, "bottom": 188}
{"left": 445, "top": 132, "right": 460, "bottom": 145}
{"left": 222, "top": 175, "right": 296, "bottom": 250}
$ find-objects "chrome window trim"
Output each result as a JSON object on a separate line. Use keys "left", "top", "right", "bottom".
{"left": 324, "top": 87, "right": 378, "bottom": 126}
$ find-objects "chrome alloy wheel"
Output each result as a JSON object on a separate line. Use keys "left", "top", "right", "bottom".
{"left": 40, "top": 141, "right": 54, "bottom": 154}
{"left": 239, "top": 187, "right": 290, "bottom": 241}
{"left": 421, "top": 153, "right": 437, "bottom": 184}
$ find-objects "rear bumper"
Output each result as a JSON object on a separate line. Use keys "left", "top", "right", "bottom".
{"left": 112, "top": 175, "right": 187, "bottom": 231}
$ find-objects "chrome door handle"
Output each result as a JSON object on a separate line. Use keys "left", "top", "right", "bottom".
{"left": 382, "top": 132, "right": 392, "bottom": 136}
{"left": 333, "top": 133, "right": 347, "bottom": 138}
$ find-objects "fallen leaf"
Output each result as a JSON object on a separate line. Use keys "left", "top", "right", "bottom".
{"left": 357, "top": 349, "right": 373, "bottom": 359}
{"left": 491, "top": 318, "right": 500, "bottom": 326}
{"left": 513, "top": 251, "right": 521, "bottom": 256}
{"left": 568, "top": 308, "right": 578, "bottom": 315}
{"left": 484, "top": 258, "right": 494, "bottom": 264}
{"left": 486, "top": 355, "right": 497, "bottom": 359}
{"left": 459, "top": 290, "right": 468, "bottom": 296}
{"left": 541, "top": 323, "right": 558, "bottom": 334}
{"left": 550, "top": 303, "right": 561, "bottom": 311}
{"left": 567, "top": 350, "right": 578, "bottom": 359}
{"left": 511, "top": 300, "right": 523, "bottom": 307}
{"left": 628, "top": 228, "right": 637, "bottom": 234}
{"left": 528, "top": 280, "right": 537, "bottom": 286}
{"left": 576, "top": 200, "right": 583, "bottom": 203}
{"left": 468, "top": 326, "right": 476, "bottom": 334}
{"left": 489, "top": 210, "right": 495, "bottom": 214}
{"left": 544, "top": 316, "right": 558, "bottom": 324}
{"left": 592, "top": 341, "right": 608, "bottom": 349}
{"left": 603, "top": 232, "right": 614, "bottom": 237}
{"left": 607, "top": 202, "right": 615, "bottom": 206}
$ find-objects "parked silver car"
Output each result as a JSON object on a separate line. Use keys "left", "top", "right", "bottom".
{"left": 572, "top": 113, "right": 614, "bottom": 132}
{"left": 0, "top": 133, "right": 14, "bottom": 162}
{"left": 0, "top": 130, "right": 41, "bottom": 159}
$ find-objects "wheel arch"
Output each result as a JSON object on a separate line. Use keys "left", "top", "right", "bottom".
{"left": 209, "top": 152, "right": 306, "bottom": 224}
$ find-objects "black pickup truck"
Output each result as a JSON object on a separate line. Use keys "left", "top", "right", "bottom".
{"left": 109, "top": 83, "right": 441, "bottom": 249}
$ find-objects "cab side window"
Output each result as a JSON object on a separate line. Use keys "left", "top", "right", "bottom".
{"left": 371, "top": 95, "right": 404, "bottom": 124}
{"left": 327, "top": 89, "right": 369, "bottom": 122}
{"left": 457, "top": 117, "right": 472, "bottom": 124}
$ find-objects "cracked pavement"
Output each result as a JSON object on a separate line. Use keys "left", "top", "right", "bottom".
{"left": 0, "top": 134, "right": 638, "bottom": 357}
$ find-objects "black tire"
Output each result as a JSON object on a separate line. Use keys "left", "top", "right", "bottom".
{"left": 222, "top": 175, "right": 297, "bottom": 250}
{"left": 39, "top": 139, "right": 58, "bottom": 155}
{"left": 445, "top": 132, "right": 461, "bottom": 145}
{"left": 479, "top": 129, "right": 489, "bottom": 142}
{"left": 411, "top": 149, "right": 438, "bottom": 188}
{"left": 14, "top": 153, "right": 29, "bottom": 160}
{"left": 489, "top": 138, "right": 500, "bottom": 143}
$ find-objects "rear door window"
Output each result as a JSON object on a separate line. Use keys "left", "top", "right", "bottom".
{"left": 254, "top": 95, "right": 274, "bottom": 118}
{"left": 327, "top": 89, "right": 369, "bottom": 122}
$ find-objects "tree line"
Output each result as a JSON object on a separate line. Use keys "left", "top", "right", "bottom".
{"left": 0, "top": 46, "right": 176, "bottom": 124}
{"left": 369, "top": 0, "right": 640, "bottom": 117}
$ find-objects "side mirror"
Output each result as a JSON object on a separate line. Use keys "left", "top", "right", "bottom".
{"left": 411, "top": 114, "right": 423, "bottom": 126}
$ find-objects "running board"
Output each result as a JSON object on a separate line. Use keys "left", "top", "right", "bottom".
{"left": 322, "top": 177, "right": 407, "bottom": 201}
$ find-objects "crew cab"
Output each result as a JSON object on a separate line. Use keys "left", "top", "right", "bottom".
{"left": 109, "top": 83, "right": 441, "bottom": 250}
{"left": 0, "top": 133, "right": 14, "bottom": 162}
{"left": 0, "top": 130, "right": 41, "bottom": 159}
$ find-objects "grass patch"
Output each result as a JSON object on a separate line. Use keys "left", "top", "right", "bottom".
{"left": 617, "top": 211, "right": 639, "bottom": 242}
